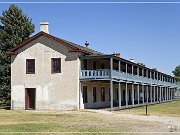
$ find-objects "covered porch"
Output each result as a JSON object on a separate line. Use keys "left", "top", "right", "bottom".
{"left": 79, "top": 54, "right": 176, "bottom": 110}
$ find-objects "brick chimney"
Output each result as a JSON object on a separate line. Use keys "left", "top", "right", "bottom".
{"left": 40, "top": 22, "right": 49, "bottom": 34}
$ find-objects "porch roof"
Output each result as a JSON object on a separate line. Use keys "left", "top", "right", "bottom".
{"left": 80, "top": 54, "right": 174, "bottom": 78}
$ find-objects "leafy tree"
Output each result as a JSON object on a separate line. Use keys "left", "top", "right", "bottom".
{"left": 172, "top": 65, "right": 180, "bottom": 82}
{"left": 0, "top": 4, "right": 35, "bottom": 106}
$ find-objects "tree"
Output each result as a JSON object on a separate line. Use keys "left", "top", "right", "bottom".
{"left": 172, "top": 65, "right": 180, "bottom": 82}
{"left": 0, "top": 4, "right": 35, "bottom": 106}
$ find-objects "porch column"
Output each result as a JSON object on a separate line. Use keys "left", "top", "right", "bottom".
{"left": 110, "top": 57, "right": 113, "bottom": 110}
{"left": 150, "top": 72, "right": 152, "bottom": 103}
{"left": 126, "top": 82, "right": 128, "bottom": 108}
{"left": 167, "top": 87, "right": 168, "bottom": 100}
{"left": 142, "top": 84, "right": 144, "bottom": 104}
{"left": 165, "top": 87, "right": 166, "bottom": 101}
{"left": 163, "top": 87, "right": 166, "bottom": 102}
{"left": 110, "top": 79, "right": 113, "bottom": 109}
{"left": 146, "top": 85, "right": 148, "bottom": 103}
{"left": 146, "top": 70, "right": 148, "bottom": 103}
{"left": 118, "top": 82, "right": 121, "bottom": 109}
{"left": 162, "top": 87, "right": 164, "bottom": 101}
{"left": 166, "top": 87, "right": 168, "bottom": 101}
{"left": 118, "top": 61, "right": 121, "bottom": 109}
{"left": 161, "top": 87, "right": 163, "bottom": 101}
{"left": 174, "top": 88, "right": 176, "bottom": 99}
{"left": 172, "top": 88, "right": 173, "bottom": 100}
{"left": 137, "top": 66, "right": 140, "bottom": 106}
{"left": 172, "top": 88, "right": 174, "bottom": 100}
{"left": 164, "top": 87, "right": 165, "bottom": 101}
{"left": 154, "top": 86, "right": 155, "bottom": 102}
{"left": 132, "top": 83, "right": 134, "bottom": 107}
{"left": 169, "top": 88, "right": 170, "bottom": 100}
{"left": 157, "top": 72, "right": 159, "bottom": 102}
{"left": 153, "top": 72, "right": 156, "bottom": 103}
{"left": 163, "top": 87, "right": 165, "bottom": 101}
{"left": 167, "top": 87, "right": 169, "bottom": 100}
{"left": 166, "top": 87, "right": 169, "bottom": 101}
{"left": 157, "top": 86, "right": 159, "bottom": 102}
{"left": 160, "top": 87, "right": 161, "bottom": 102}
{"left": 138, "top": 84, "right": 140, "bottom": 105}
{"left": 168, "top": 87, "right": 170, "bottom": 100}
{"left": 171, "top": 88, "right": 172, "bottom": 100}
{"left": 79, "top": 81, "right": 81, "bottom": 110}
{"left": 150, "top": 85, "right": 152, "bottom": 103}
{"left": 131, "top": 65, "right": 134, "bottom": 107}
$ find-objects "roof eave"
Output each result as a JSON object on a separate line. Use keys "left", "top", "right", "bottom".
{"left": 6, "top": 51, "right": 18, "bottom": 55}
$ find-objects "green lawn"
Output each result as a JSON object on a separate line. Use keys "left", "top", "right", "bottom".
{"left": 115, "top": 100, "right": 180, "bottom": 117}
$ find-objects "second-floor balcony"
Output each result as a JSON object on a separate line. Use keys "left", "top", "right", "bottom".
{"left": 80, "top": 69, "right": 178, "bottom": 88}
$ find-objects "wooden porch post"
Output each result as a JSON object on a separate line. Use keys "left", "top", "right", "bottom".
{"left": 118, "top": 82, "right": 121, "bottom": 109}
{"left": 154, "top": 86, "right": 156, "bottom": 103}
{"left": 118, "top": 60, "right": 121, "bottom": 109}
{"left": 132, "top": 83, "right": 134, "bottom": 107}
{"left": 125, "top": 83, "right": 128, "bottom": 108}
{"left": 110, "top": 57, "right": 113, "bottom": 110}
{"left": 146, "top": 85, "right": 148, "bottom": 103}
{"left": 142, "top": 84, "right": 144, "bottom": 104}
{"left": 79, "top": 81, "right": 81, "bottom": 110}
{"left": 138, "top": 84, "right": 140, "bottom": 106}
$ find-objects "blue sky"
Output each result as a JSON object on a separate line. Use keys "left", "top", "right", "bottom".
{"left": 0, "top": 1, "right": 180, "bottom": 75}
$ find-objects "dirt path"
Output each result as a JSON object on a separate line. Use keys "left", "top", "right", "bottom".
{"left": 87, "top": 109, "right": 180, "bottom": 132}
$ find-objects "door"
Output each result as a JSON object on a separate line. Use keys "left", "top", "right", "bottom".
{"left": 25, "top": 88, "right": 36, "bottom": 110}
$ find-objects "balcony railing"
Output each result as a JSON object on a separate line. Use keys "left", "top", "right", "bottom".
{"left": 80, "top": 69, "right": 179, "bottom": 88}
{"left": 81, "top": 69, "right": 110, "bottom": 79}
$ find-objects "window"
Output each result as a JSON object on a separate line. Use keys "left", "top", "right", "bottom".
{"left": 26, "top": 59, "right": 35, "bottom": 74}
{"left": 101, "top": 87, "right": 105, "bottom": 102}
{"left": 51, "top": 58, "right": 61, "bottom": 73}
{"left": 93, "top": 87, "right": 97, "bottom": 102}
{"left": 83, "top": 86, "right": 88, "bottom": 103}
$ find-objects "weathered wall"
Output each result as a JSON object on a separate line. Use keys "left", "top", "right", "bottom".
{"left": 11, "top": 35, "right": 80, "bottom": 110}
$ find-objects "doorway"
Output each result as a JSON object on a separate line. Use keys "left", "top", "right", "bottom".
{"left": 25, "top": 88, "right": 36, "bottom": 110}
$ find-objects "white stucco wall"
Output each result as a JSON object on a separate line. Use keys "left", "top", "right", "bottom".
{"left": 11, "top": 35, "right": 81, "bottom": 110}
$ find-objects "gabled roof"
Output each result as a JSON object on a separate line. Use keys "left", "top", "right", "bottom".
{"left": 6, "top": 31, "right": 104, "bottom": 55}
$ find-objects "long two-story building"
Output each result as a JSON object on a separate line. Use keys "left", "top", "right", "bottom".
{"left": 7, "top": 22, "right": 179, "bottom": 110}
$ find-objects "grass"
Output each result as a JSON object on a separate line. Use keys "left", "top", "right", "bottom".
{"left": 0, "top": 101, "right": 179, "bottom": 134}
{"left": 0, "top": 110, "right": 163, "bottom": 134}
{"left": 0, "top": 110, "right": 132, "bottom": 133}
{"left": 115, "top": 100, "right": 180, "bottom": 117}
